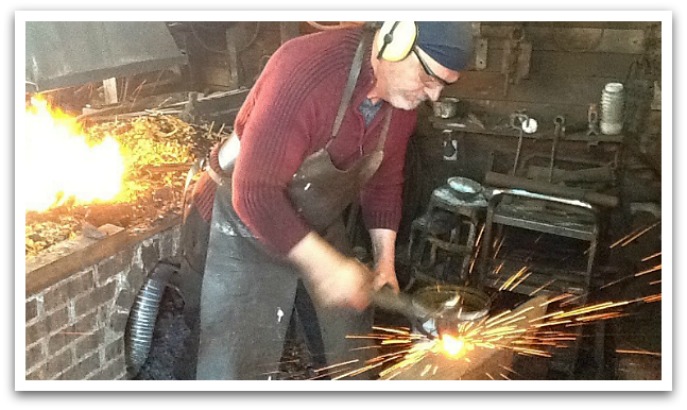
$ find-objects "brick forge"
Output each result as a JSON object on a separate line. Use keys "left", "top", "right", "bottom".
{"left": 24, "top": 217, "right": 181, "bottom": 380}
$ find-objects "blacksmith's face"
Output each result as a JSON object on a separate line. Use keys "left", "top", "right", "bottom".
{"left": 378, "top": 47, "right": 460, "bottom": 110}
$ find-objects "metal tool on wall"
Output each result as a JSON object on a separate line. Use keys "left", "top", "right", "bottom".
{"left": 587, "top": 104, "right": 600, "bottom": 137}
{"left": 509, "top": 112, "right": 537, "bottom": 176}
{"left": 549, "top": 116, "right": 566, "bottom": 182}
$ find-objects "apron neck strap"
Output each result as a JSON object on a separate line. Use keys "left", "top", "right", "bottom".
{"left": 374, "top": 109, "right": 393, "bottom": 152}
{"left": 331, "top": 28, "right": 373, "bottom": 140}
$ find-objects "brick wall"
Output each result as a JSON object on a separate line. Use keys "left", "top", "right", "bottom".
{"left": 24, "top": 221, "right": 181, "bottom": 380}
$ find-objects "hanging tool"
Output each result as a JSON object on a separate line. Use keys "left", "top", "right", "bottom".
{"left": 587, "top": 104, "right": 601, "bottom": 145}
{"left": 549, "top": 116, "right": 566, "bottom": 182}
{"left": 586, "top": 103, "right": 600, "bottom": 137}
{"left": 509, "top": 112, "right": 529, "bottom": 175}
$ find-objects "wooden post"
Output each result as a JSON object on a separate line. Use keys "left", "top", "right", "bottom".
{"left": 103, "top": 77, "right": 118, "bottom": 105}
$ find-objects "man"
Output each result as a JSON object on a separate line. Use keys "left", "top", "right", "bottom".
{"left": 178, "top": 21, "right": 473, "bottom": 380}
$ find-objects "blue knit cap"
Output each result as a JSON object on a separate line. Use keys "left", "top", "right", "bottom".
{"left": 415, "top": 21, "right": 473, "bottom": 71}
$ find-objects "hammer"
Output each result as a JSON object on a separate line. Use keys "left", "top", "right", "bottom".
{"left": 371, "top": 286, "right": 436, "bottom": 337}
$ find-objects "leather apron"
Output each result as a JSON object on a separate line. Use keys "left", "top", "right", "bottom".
{"left": 196, "top": 109, "right": 391, "bottom": 380}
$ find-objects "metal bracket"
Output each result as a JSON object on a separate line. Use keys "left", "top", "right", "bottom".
{"left": 586, "top": 103, "right": 600, "bottom": 137}
{"left": 501, "top": 25, "right": 532, "bottom": 96}
{"left": 475, "top": 37, "right": 489, "bottom": 70}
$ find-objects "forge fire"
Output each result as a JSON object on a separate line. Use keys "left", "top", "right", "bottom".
{"left": 24, "top": 96, "right": 222, "bottom": 257}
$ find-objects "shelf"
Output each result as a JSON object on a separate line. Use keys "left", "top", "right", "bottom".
{"left": 429, "top": 116, "right": 625, "bottom": 144}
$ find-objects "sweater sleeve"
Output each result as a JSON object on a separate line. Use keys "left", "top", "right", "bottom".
{"left": 360, "top": 110, "right": 417, "bottom": 232}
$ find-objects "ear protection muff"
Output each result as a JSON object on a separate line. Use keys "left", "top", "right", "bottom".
{"left": 376, "top": 21, "right": 417, "bottom": 62}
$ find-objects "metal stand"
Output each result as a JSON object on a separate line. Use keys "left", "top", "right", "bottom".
{"left": 408, "top": 186, "right": 486, "bottom": 286}
{"left": 479, "top": 187, "right": 601, "bottom": 378}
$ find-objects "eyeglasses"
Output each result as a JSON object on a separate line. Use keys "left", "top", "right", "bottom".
{"left": 412, "top": 47, "right": 451, "bottom": 87}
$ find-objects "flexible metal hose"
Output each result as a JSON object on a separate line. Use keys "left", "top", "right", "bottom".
{"left": 125, "top": 259, "right": 179, "bottom": 376}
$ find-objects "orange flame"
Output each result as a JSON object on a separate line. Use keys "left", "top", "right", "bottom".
{"left": 25, "top": 96, "right": 125, "bottom": 211}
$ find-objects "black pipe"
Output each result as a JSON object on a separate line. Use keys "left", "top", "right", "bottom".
{"left": 125, "top": 259, "right": 180, "bottom": 377}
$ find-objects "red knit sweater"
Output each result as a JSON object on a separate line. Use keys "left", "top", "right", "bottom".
{"left": 192, "top": 27, "right": 417, "bottom": 255}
